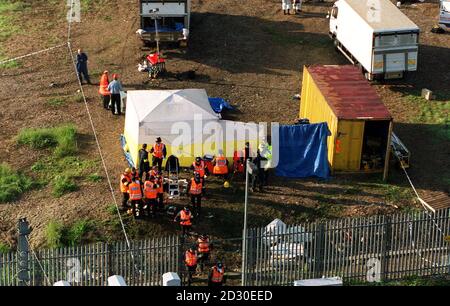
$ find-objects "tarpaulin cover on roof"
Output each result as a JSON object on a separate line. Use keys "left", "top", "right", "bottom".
{"left": 276, "top": 123, "right": 331, "bottom": 179}
{"left": 208, "top": 97, "right": 234, "bottom": 114}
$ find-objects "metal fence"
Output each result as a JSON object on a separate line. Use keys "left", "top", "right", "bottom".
{"left": 1, "top": 209, "right": 450, "bottom": 286}
{"left": 1, "top": 236, "right": 180, "bottom": 286}
{"left": 244, "top": 208, "right": 450, "bottom": 285}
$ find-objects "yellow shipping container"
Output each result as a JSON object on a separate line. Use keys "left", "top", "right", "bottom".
{"left": 300, "top": 65, "right": 393, "bottom": 180}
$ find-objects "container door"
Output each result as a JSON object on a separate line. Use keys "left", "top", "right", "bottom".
{"left": 333, "top": 121, "right": 364, "bottom": 171}
{"left": 385, "top": 53, "right": 406, "bottom": 72}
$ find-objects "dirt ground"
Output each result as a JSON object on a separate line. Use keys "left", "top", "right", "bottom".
{"left": 0, "top": 0, "right": 449, "bottom": 249}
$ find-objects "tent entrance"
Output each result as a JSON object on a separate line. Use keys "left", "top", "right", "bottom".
{"left": 360, "top": 120, "right": 390, "bottom": 171}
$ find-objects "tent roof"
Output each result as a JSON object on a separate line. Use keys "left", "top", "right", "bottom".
{"left": 126, "top": 89, "right": 220, "bottom": 123}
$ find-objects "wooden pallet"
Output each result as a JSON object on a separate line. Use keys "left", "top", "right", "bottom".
{"left": 421, "top": 191, "right": 450, "bottom": 212}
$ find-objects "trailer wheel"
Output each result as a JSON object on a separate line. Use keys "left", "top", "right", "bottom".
{"left": 333, "top": 38, "right": 339, "bottom": 51}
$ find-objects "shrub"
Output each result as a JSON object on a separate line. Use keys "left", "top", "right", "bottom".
{"left": 66, "top": 220, "right": 92, "bottom": 246}
{"left": 46, "top": 220, "right": 64, "bottom": 248}
{"left": 0, "top": 242, "right": 10, "bottom": 253}
{"left": 17, "top": 124, "right": 77, "bottom": 156}
{"left": 17, "top": 129, "right": 57, "bottom": 149}
{"left": 0, "top": 163, "right": 33, "bottom": 203}
{"left": 52, "top": 175, "right": 78, "bottom": 197}
{"left": 88, "top": 173, "right": 103, "bottom": 182}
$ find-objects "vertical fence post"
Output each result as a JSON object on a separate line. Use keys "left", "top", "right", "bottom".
{"left": 17, "top": 218, "right": 32, "bottom": 286}
{"left": 314, "top": 222, "right": 325, "bottom": 279}
{"left": 381, "top": 215, "right": 392, "bottom": 282}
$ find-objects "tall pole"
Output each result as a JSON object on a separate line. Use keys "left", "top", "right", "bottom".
{"left": 241, "top": 159, "right": 250, "bottom": 286}
{"left": 154, "top": 12, "right": 160, "bottom": 54}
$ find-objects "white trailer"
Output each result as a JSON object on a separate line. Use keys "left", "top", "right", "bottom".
{"left": 328, "top": 0, "right": 420, "bottom": 80}
{"left": 138, "top": 0, "right": 191, "bottom": 47}
{"left": 439, "top": 0, "right": 450, "bottom": 30}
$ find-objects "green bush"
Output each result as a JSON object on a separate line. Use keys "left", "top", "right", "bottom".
{"left": 17, "top": 129, "right": 57, "bottom": 149}
{"left": 53, "top": 125, "right": 77, "bottom": 157}
{"left": 0, "top": 163, "right": 33, "bottom": 203}
{"left": 52, "top": 175, "right": 78, "bottom": 197}
{"left": 46, "top": 219, "right": 94, "bottom": 248}
{"left": 17, "top": 124, "right": 77, "bottom": 157}
{"left": 66, "top": 220, "right": 92, "bottom": 246}
{"left": 46, "top": 220, "right": 64, "bottom": 248}
{"left": 0, "top": 242, "right": 10, "bottom": 253}
{"left": 88, "top": 173, "right": 103, "bottom": 182}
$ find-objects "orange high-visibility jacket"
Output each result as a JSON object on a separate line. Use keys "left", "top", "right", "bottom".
{"left": 185, "top": 250, "right": 198, "bottom": 267}
{"left": 180, "top": 210, "right": 192, "bottom": 226}
{"left": 143, "top": 181, "right": 158, "bottom": 199}
{"left": 210, "top": 266, "right": 225, "bottom": 283}
{"left": 120, "top": 173, "right": 131, "bottom": 193}
{"left": 189, "top": 178, "right": 203, "bottom": 195}
{"left": 213, "top": 155, "right": 228, "bottom": 175}
{"left": 128, "top": 182, "right": 142, "bottom": 200}
{"left": 192, "top": 161, "right": 206, "bottom": 177}
{"left": 197, "top": 237, "right": 210, "bottom": 253}
{"left": 152, "top": 143, "right": 165, "bottom": 159}
{"left": 98, "top": 73, "right": 111, "bottom": 96}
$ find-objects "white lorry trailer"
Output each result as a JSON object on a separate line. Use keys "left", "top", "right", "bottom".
{"left": 137, "top": 0, "right": 191, "bottom": 47}
{"left": 328, "top": 0, "right": 420, "bottom": 80}
{"left": 438, "top": 0, "right": 450, "bottom": 30}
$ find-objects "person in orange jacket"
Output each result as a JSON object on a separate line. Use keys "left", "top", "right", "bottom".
{"left": 174, "top": 206, "right": 193, "bottom": 236}
{"left": 184, "top": 246, "right": 198, "bottom": 286}
{"left": 98, "top": 70, "right": 111, "bottom": 109}
{"left": 143, "top": 175, "right": 158, "bottom": 217}
{"left": 187, "top": 172, "right": 203, "bottom": 216}
{"left": 128, "top": 177, "right": 143, "bottom": 218}
{"left": 212, "top": 149, "right": 229, "bottom": 179}
{"left": 208, "top": 262, "right": 226, "bottom": 287}
{"left": 119, "top": 168, "right": 132, "bottom": 210}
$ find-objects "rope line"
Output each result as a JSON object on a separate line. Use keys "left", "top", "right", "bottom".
{"left": 397, "top": 158, "right": 444, "bottom": 235}
{"left": 25, "top": 236, "right": 51, "bottom": 286}
{"left": 65, "top": 1, "right": 140, "bottom": 274}
{"left": 0, "top": 43, "right": 66, "bottom": 66}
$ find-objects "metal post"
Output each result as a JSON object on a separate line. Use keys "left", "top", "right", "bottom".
{"left": 151, "top": 9, "right": 160, "bottom": 54}
{"left": 241, "top": 159, "right": 250, "bottom": 286}
{"left": 17, "top": 218, "right": 31, "bottom": 286}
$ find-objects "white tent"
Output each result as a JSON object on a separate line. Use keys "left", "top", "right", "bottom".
{"left": 123, "top": 89, "right": 262, "bottom": 167}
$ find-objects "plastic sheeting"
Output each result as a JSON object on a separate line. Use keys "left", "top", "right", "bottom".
{"left": 120, "top": 135, "right": 135, "bottom": 168}
{"left": 208, "top": 97, "right": 234, "bottom": 114}
{"left": 276, "top": 123, "right": 331, "bottom": 179}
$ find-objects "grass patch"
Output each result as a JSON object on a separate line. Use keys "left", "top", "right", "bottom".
{"left": 405, "top": 91, "right": 450, "bottom": 141}
{"left": 0, "top": 242, "right": 11, "bottom": 253}
{"left": 0, "top": 0, "right": 25, "bottom": 42}
{"left": 384, "top": 185, "right": 413, "bottom": 204}
{"left": 46, "top": 219, "right": 94, "bottom": 248}
{"left": 0, "top": 57, "right": 21, "bottom": 69}
{"left": 32, "top": 156, "right": 97, "bottom": 197}
{"left": 88, "top": 173, "right": 103, "bottom": 183}
{"left": 47, "top": 97, "right": 66, "bottom": 107}
{"left": 45, "top": 220, "right": 64, "bottom": 248}
{"left": 52, "top": 175, "right": 78, "bottom": 197}
{"left": 0, "top": 163, "right": 33, "bottom": 203}
{"left": 17, "top": 124, "right": 77, "bottom": 157}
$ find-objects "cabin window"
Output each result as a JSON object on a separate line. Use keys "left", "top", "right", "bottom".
{"left": 331, "top": 7, "right": 338, "bottom": 18}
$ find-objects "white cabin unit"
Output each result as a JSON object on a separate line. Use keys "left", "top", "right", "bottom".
{"left": 138, "top": 0, "right": 191, "bottom": 46}
{"left": 329, "top": 0, "right": 420, "bottom": 80}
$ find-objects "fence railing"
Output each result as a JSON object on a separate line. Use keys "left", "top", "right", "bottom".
{"left": 1, "top": 209, "right": 449, "bottom": 286}
{"left": 244, "top": 208, "right": 450, "bottom": 285}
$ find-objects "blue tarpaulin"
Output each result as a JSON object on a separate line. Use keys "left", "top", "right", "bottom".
{"left": 275, "top": 123, "right": 331, "bottom": 179}
{"left": 208, "top": 97, "right": 234, "bottom": 114}
{"left": 120, "top": 135, "right": 135, "bottom": 168}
